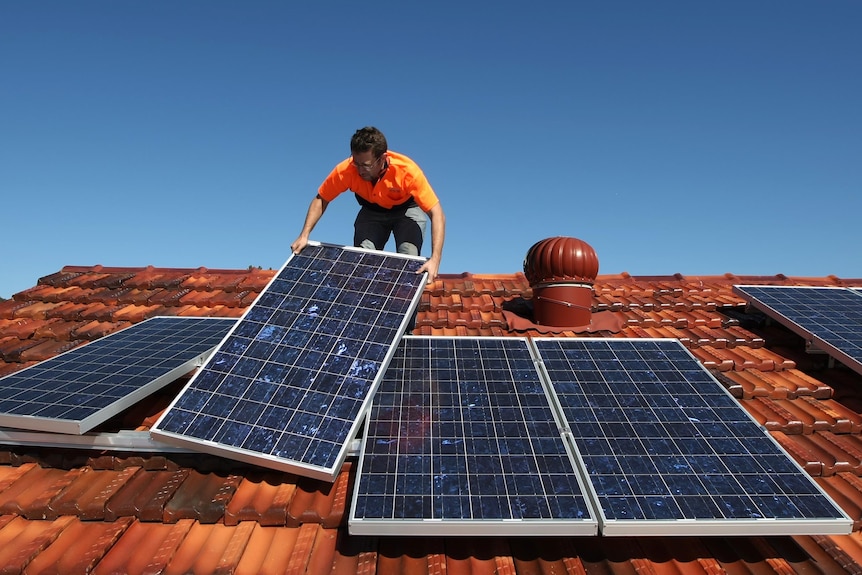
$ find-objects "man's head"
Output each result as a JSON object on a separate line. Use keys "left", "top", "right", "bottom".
{"left": 350, "top": 126, "right": 388, "bottom": 181}
{"left": 350, "top": 126, "right": 388, "bottom": 157}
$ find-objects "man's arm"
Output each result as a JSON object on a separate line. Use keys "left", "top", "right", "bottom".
{"left": 417, "top": 202, "right": 445, "bottom": 282}
{"left": 291, "top": 194, "right": 329, "bottom": 254}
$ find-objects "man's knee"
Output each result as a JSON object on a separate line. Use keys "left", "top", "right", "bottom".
{"left": 397, "top": 242, "right": 420, "bottom": 256}
{"left": 357, "top": 239, "right": 378, "bottom": 250}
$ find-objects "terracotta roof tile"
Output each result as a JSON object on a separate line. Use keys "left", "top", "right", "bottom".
{"left": 115, "top": 267, "right": 194, "bottom": 289}
{"left": 158, "top": 303, "right": 205, "bottom": 317}
{"left": 0, "top": 462, "right": 38, "bottom": 491}
{"left": 773, "top": 431, "right": 825, "bottom": 475}
{"left": 39, "top": 301, "right": 79, "bottom": 321}
{"left": 819, "top": 474, "right": 862, "bottom": 531}
{"left": 225, "top": 470, "right": 297, "bottom": 527}
{"left": 147, "top": 287, "right": 192, "bottom": 306}
{"left": 181, "top": 288, "right": 252, "bottom": 308}
{"left": 33, "top": 286, "right": 75, "bottom": 303}
{"left": 286, "top": 475, "right": 343, "bottom": 527}
{"left": 104, "top": 468, "right": 191, "bottom": 522}
{"left": 63, "top": 272, "right": 116, "bottom": 289}
{"left": 0, "top": 515, "right": 77, "bottom": 573}
{"left": 78, "top": 302, "right": 122, "bottom": 321}
{"left": 91, "top": 518, "right": 195, "bottom": 575}
{"left": 18, "top": 338, "right": 83, "bottom": 362}
{"left": 9, "top": 301, "right": 61, "bottom": 319}
{"left": 0, "top": 338, "right": 45, "bottom": 363}
{"left": 47, "top": 466, "right": 140, "bottom": 520}
{"left": 233, "top": 524, "right": 304, "bottom": 575}
{"left": 0, "top": 466, "right": 78, "bottom": 517}
{"left": 154, "top": 521, "right": 254, "bottom": 574}
{"left": 88, "top": 286, "right": 135, "bottom": 305}
{"left": 32, "top": 319, "right": 87, "bottom": 341}
{"left": 807, "top": 434, "right": 862, "bottom": 476}
{"left": 688, "top": 346, "right": 735, "bottom": 371}
{"left": 284, "top": 522, "right": 329, "bottom": 574}
{"left": 747, "top": 397, "right": 806, "bottom": 435}
{"left": 322, "top": 462, "right": 353, "bottom": 529}
{"left": 303, "top": 525, "right": 341, "bottom": 574}
{"left": 0, "top": 300, "right": 26, "bottom": 320}
{"left": 115, "top": 287, "right": 158, "bottom": 305}
{"left": 162, "top": 469, "right": 242, "bottom": 524}
{"left": 239, "top": 291, "right": 260, "bottom": 308}
{"left": 22, "top": 516, "right": 133, "bottom": 574}
{"left": 181, "top": 272, "right": 249, "bottom": 292}
{"left": 0, "top": 318, "right": 41, "bottom": 339}
{"left": 110, "top": 303, "right": 164, "bottom": 323}
{"left": 11, "top": 284, "right": 57, "bottom": 301}
{"left": 799, "top": 533, "right": 862, "bottom": 574}
{"left": 71, "top": 320, "right": 129, "bottom": 340}
{"left": 36, "top": 269, "right": 85, "bottom": 287}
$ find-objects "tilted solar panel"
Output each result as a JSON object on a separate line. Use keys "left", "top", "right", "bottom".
{"left": 0, "top": 317, "right": 236, "bottom": 434}
{"left": 151, "top": 243, "right": 426, "bottom": 481}
{"left": 350, "top": 336, "right": 597, "bottom": 536}
{"left": 534, "top": 338, "right": 851, "bottom": 536}
{"left": 733, "top": 285, "right": 862, "bottom": 376}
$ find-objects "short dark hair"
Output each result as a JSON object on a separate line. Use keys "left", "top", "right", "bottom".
{"left": 350, "top": 126, "right": 388, "bottom": 158}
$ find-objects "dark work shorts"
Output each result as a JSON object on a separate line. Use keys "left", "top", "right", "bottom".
{"left": 353, "top": 202, "right": 426, "bottom": 255}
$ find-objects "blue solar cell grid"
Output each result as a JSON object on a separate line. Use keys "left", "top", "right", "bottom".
{"left": 733, "top": 285, "right": 862, "bottom": 376}
{"left": 151, "top": 244, "right": 427, "bottom": 481}
{"left": 534, "top": 338, "right": 850, "bottom": 536}
{"left": 0, "top": 317, "right": 235, "bottom": 434}
{"left": 350, "top": 336, "right": 597, "bottom": 536}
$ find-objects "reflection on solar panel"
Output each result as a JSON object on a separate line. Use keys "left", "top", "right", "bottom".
{"left": 734, "top": 285, "right": 862, "bottom": 376}
{"left": 0, "top": 317, "right": 235, "bottom": 434}
{"left": 350, "top": 336, "right": 597, "bottom": 536}
{"left": 151, "top": 244, "right": 426, "bottom": 481}
{"left": 534, "top": 338, "right": 851, "bottom": 536}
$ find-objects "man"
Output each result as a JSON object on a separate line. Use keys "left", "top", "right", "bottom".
{"left": 290, "top": 127, "right": 445, "bottom": 281}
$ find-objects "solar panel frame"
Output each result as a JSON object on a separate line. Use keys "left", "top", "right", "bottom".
{"left": 532, "top": 337, "right": 851, "bottom": 536}
{"left": 150, "top": 243, "right": 427, "bottom": 481}
{"left": 733, "top": 285, "right": 862, "bottom": 376}
{"left": 0, "top": 317, "right": 236, "bottom": 435}
{"left": 350, "top": 336, "right": 598, "bottom": 536}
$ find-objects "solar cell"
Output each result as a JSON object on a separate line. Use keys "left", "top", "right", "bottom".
{"left": 0, "top": 317, "right": 235, "bottom": 434}
{"left": 350, "top": 336, "right": 597, "bottom": 536}
{"left": 733, "top": 285, "right": 862, "bottom": 376}
{"left": 151, "top": 243, "right": 427, "bottom": 481}
{"left": 534, "top": 338, "right": 851, "bottom": 535}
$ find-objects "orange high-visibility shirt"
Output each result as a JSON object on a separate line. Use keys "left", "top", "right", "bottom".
{"left": 317, "top": 151, "right": 439, "bottom": 212}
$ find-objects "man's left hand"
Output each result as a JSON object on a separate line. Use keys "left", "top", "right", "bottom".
{"left": 417, "top": 258, "right": 440, "bottom": 283}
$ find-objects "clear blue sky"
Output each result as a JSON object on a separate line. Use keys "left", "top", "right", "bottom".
{"left": 1, "top": 1, "right": 860, "bottom": 299}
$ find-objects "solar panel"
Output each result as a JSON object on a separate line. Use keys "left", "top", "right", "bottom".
{"left": 733, "top": 285, "right": 862, "bottom": 376}
{"left": 0, "top": 317, "right": 235, "bottom": 434}
{"left": 151, "top": 243, "right": 426, "bottom": 481}
{"left": 350, "top": 336, "right": 597, "bottom": 536}
{"left": 533, "top": 338, "right": 851, "bottom": 536}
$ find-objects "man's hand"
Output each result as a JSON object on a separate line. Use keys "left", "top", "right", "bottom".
{"left": 418, "top": 203, "right": 445, "bottom": 283}
{"left": 417, "top": 257, "right": 440, "bottom": 283}
{"left": 291, "top": 236, "right": 309, "bottom": 255}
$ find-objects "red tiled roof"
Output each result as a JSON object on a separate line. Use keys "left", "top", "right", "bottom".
{"left": 2, "top": 264, "right": 862, "bottom": 573}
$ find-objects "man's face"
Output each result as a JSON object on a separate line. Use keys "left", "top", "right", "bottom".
{"left": 352, "top": 150, "right": 386, "bottom": 181}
